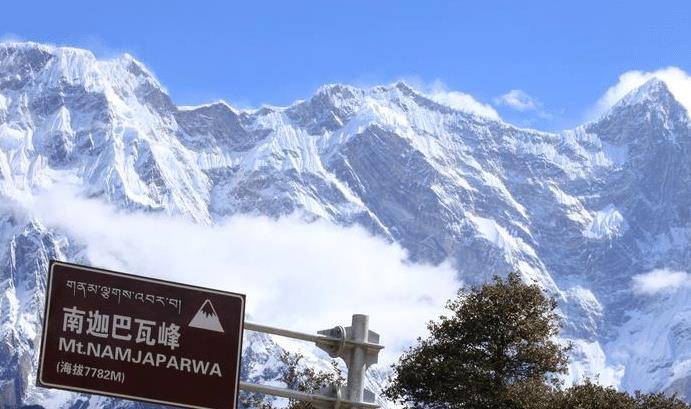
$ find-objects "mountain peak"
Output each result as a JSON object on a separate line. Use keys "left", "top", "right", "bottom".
{"left": 313, "top": 83, "right": 365, "bottom": 105}
{"left": 115, "top": 52, "right": 165, "bottom": 89}
{"left": 316, "top": 83, "right": 359, "bottom": 94}
{"left": 601, "top": 77, "right": 688, "bottom": 123}
{"left": 391, "top": 80, "right": 413, "bottom": 92}
{"left": 617, "top": 78, "right": 673, "bottom": 107}
{"left": 0, "top": 40, "right": 59, "bottom": 53}
{"left": 589, "top": 77, "right": 689, "bottom": 143}
{"left": 0, "top": 42, "right": 168, "bottom": 95}
{"left": 178, "top": 99, "right": 237, "bottom": 114}
{"left": 0, "top": 41, "right": 95, "bottom": 61}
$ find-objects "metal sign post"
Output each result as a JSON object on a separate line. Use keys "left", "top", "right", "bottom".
{"left": 242, "top": 314, "right": 383, "bottom": 409}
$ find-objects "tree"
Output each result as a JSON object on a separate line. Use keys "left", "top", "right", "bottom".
{"left": 634, "top": 391, "right": 690, "bottom": 409}
{"left": 384, "top": 272, "right": 569, "bottom": 409}
{"left": 502, "top": 377, "right": 561, "bottom": 409}
{"left": 240, "top": 350, "right": 344, "bottom": 409}
{"left": 383, "top": 271, "right": 691, "bottom": 409}
{"left": 278, "top": 351, "right": 344, "bottom": 409}
{"left": 556, "top": 380, "right": 637, "bottom": 409}
{"left": 552, "top": 381, "right": 690, "bottom": 409}
{"left": 236, "top": 277, "right": 691, "bottom": 409}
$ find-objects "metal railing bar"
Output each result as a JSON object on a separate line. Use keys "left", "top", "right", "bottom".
{"left": 239, "top": 382, "right": 379, "bottom": 409}
{"left": 243, "top": 321, "right": 384, "bottom": 351}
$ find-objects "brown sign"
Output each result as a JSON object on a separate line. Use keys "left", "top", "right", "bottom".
{"left": 38, "top": 260, "right": 245, "bottom": 409}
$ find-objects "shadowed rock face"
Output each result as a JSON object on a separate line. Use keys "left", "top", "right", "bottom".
{"left": 0, "top": 42, "right": 690, "bottom": 407}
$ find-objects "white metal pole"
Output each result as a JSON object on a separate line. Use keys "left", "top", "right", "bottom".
{"left": 346, "top": 314, "right": 368, "bottom": 403}
{"left": 241, "top": 316, "right": 381, "bottom": 408}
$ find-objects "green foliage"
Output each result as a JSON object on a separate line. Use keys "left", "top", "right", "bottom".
{"left": 384, "top": 272, "right": 691, "bottom": 409}
{"left": 557, "top": 380, "right": 637, "bottom": 409}
{"left": 279, "top": 351, "right": 344, "bottom": 409}
{"left": 385, "top": 272, "right": 568, "bottom": 409}
{"left": 633, "top": 390, "right": 691, "bottom": 409}
{"left": 551, "top": 380, "right": 690, "bottom": 409}
{"left": 502, "top": 378, "right": 561, "bottom": 409}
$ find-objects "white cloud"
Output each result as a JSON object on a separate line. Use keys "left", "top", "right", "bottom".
{"left": 589, "top": 67, "right": 691, "bottom": 119}
{"left": 24, "top": 186, "right": 460, "bottom": 363}
{"left": 429, "top": 89, "right": 500, "bottom": 120}
{"left": 632, "top": 269, "right": 691, "bottom": 296}
{"left": 406, "top": 79, "right": 500, "bottom": 120}
{"left": 494, "top": 89, "right": 540, "bottom": 112}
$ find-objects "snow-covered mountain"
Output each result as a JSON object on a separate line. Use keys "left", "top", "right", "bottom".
{"left": 0, "top": 42, "right": 689, "bottom": 407}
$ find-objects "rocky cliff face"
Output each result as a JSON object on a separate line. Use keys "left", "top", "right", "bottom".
{"left": 0, "top": 42, "right": 689, "bottom": 407}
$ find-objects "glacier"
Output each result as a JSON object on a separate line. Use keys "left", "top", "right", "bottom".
{"left": 0, "top": 41, "right": 689, "bottom": 407}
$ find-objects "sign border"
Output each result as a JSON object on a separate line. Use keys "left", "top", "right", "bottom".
{"left": 37, "top": 260, "right": 246, "bottom": 409}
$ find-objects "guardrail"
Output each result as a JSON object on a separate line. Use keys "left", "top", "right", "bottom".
{"left": 241, "top": 314, "right": 382, "bottom": 409}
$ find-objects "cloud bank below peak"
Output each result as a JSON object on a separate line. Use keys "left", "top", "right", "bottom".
{"left": 632, "top": 269, "right": 691, "bottom": 296}
{"left": 19, "top": 186, "right": 460, "bottom": 363}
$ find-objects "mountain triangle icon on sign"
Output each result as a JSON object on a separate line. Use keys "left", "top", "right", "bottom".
{"left": 189, "top": 299, "right": 224, "bottom": 333}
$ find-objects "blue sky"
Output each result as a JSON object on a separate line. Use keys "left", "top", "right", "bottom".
{"left": 1, "top": 0, "right": 689, "bottom": 130}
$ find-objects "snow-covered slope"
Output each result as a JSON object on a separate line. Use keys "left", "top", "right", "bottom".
{"left": 0, "top": 42, "right": 689, "bottom": 407}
